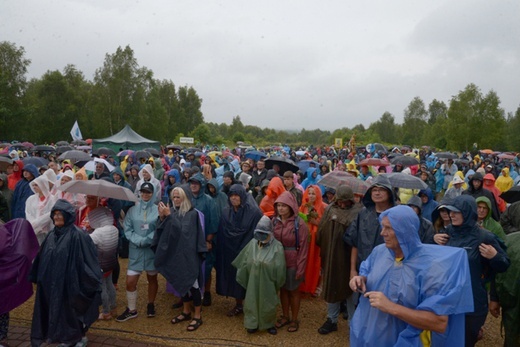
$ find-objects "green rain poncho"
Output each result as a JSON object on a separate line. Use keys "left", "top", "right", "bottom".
{"left": 495, "top": 232, "right": 520, "bottom": 346}
{"left": 232, "top": 216, "right": 286, "bottom": 331}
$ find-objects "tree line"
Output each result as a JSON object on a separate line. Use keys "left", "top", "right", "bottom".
{"left": 1, "top": 41, "right": 519, "bottom": 151}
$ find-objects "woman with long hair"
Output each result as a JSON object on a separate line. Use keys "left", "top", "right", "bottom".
{"left": 154, "top": 186, "right": 207, "bottom": 331}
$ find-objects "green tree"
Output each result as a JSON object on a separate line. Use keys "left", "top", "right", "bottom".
{"left": 0, "top": 41, "right": 31, "bottom": 140}
{"left": 369, "top": 111, "right": 397, "bottom": 144}
{"left": 24, "top": 66, "right": 91, "bottom": 143}
{"left": 177, "top": 86, "right": 204, "bottom": 135}
{"left": 446, "top": 84, "right": 505, "bottom": 151}
{"left": 92, "top": 45, "right": 155, "bottom": 136}
{"left": 427, "top": 99, "right": 447, "bottom": 125}
{"left": 505, "top": 107, "right": 520, "bottom": 151}
{"left": 190, "top": 123, "right": 212, "bottom": 144}
{"left": 402, "top": 97, "right": 428, "bottom": 146}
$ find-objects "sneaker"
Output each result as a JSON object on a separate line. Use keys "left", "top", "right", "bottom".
{"left": 147, "top": 303, "right": 156, "bottom": 318}
{"left": 116, "top": 307, "right": 138, "bottom": 322}
{"left": 318, "top": 318, "right": 338, "bottom": 335}
{"left": 74, "top": 337, "right": 88, "bottom": 347}
{"left": 202, "top": 292, "right": 212, "bottom": 306}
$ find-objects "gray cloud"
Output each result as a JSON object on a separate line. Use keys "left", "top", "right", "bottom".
{"left": 2, "top": 0, "right": 518, "bottom": 131}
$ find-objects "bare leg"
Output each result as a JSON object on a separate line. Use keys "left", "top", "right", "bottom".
{"left": 147, "top": 274, "right": 158, "bottom": 304}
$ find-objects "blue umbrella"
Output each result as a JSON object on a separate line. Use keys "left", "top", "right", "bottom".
{"left": 245, "top": 150, "right": 267, "bottom": 161}
{"left": 297, "top": 160, "right": 319, "bottom": 172}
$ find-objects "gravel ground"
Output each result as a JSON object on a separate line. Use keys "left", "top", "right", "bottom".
{"left": 10, "top": 259, "right": 504, "bottom": 346}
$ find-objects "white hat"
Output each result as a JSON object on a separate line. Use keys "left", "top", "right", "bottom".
{"left": 452, "top": 175, "right": 464, "bottom": 185}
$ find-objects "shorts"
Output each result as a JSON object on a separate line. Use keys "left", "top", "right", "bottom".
{"left": 127, "top": 269, "right": 158, "bottom": 276}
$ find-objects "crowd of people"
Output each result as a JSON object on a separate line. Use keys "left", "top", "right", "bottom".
{"left": 0, "top": 142, "right": 519, "bottom": 346}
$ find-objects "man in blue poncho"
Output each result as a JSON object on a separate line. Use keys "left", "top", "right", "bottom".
{"left": 349, "top": 205, "right": 474, "bottom": 346}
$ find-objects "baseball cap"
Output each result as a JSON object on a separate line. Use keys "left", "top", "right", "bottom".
{"left": 443, "top": 205, "right": 461, "bottom": 213}
{"left": 140, "top": 182, "right": 154, "bottom": 193}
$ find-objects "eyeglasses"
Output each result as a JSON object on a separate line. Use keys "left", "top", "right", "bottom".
{"left": 172, "top": 196, "right": 181, "bottom": 199}
{"left": 371, "top": 187, "right": 386, "bottom": 193}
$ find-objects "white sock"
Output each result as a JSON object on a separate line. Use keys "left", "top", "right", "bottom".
{"left": 127, "top": 290, "right": 138, "bottom": 311}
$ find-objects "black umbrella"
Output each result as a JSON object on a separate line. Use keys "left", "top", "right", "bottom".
{"left": 265, "top": 156, "right": 299, "bottom": 174}
{"left": 500, "top": 186, "right": 520, "bottom": 204}
{"left": 390, "top": 155, "right": 419, "bottom": 167}
{"left": 143, "top": 148, "right": 161, "bottom": 157}
{"left": 379, "top": 173, "right": 428, "bottom": 190}
{"left": 435, "top": 152, "right": 458, "bottom": 160}
{"left": 71, "top": 140, "right": 88, "bottom": 146}
{"left": 0, "top": 156, "right": 13, "bottom": 172}
{"left": 58, "top": 150, "right": 92, "bottom": 163}
{"left": 135, "top": 150, "right": 152, "bottom": 162}
{"left": 31, "top": 145, "right": 56, "bottom": 152}
{"left": 93, "top": 147, "right": 117, "bottom": 157}
{"left": 166, "top": 144, "right": 183, "bottom": 151}
{"left": 55, "top": 145, "right": 74, "bottom": 155}
{"left": 23, "top": 157, "right": 49, "bottom": 167}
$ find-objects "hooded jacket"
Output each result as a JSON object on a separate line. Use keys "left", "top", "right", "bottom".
{"left": 216, "top": 184, "right": 263, "bottom": 299}
{"left": 344, "top": 175, "right": 396, "bottom": 268}
{"left": 259, "top": 177, "right": 285, "bottom": 217}
{"left": 163, "top": 169, "right": 181, "bottom": 203}
{"left": 350, "top": 205, "right": 474, "bottom": 346}
{"left": 317, "top": 185, "right": 362, "bottom": 302}
{"left": 124, "top": 194, "right": 159, "bottom": 272}
{"left": 206, "top": 178, "right": 228, "bottom": 221}
{"left": 476, "top": 196, "right": 507, "bottom": 241}
{"left": 232, "top": 215, "right": 286, "bottom": 330}
{"left": 406, "top": 196, "right": 435, "bottom": 244}
{"left": 482, "top": 173, "right": 507, "bottom": 213}
{"left": 153, "top": 196, "right": 206, "bottom": 297}
{"left": 500, "top": 201, "right": 520, "bottom": 235}
{"left": 463, "top": 172, "right": 500, "bottom": 221}
{"left": 495, "top": 167, "right": 514, "bottom": 193}
{"left": 188, "top": 173, "right": 218, "bottom": 236}
{"left": 445, "top": 195, "right": 510, "bottom": 316}
{"left": 272, "top": 191, "right": 309, "bottom": 279}
{"left": 7, "top": 159, "right": 24, "bottom": 191}
{"left": 301, "top": 167, "right": 322, "bottom": 192}
{"left": 135, "top": 164, "right": 162, "bottom": 204}
{"left": 418, "top": 188, "right": 439, "bottom": 222}
{"left": 30, "top": 199, "right": 101, "bottom": 345}
{"left": 11, "top": 163, "right": 40, "bottom": 219}
{"left": 25, "top": 175, "right": 58, "bottom": 245}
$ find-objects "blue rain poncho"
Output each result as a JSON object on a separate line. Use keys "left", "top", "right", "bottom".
{"left": 350, "top": 205, "right": 474, "bottom": 347}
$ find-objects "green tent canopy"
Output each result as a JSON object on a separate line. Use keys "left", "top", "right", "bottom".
{"left": 92, "top": 125, "right": 161, "bottom": 153}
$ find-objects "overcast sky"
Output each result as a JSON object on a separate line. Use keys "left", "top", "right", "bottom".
{"left": 2, "top": 0, "right": 519, "bottom": 131}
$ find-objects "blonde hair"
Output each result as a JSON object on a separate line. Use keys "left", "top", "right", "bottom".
{"left": 171, "top": 187, "right": 192, "bottom": 217}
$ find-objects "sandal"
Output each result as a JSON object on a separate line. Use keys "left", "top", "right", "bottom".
{"left": 226, "top": 305, "right": 243, "bottom": 317}
{"left": 287, "top": 320, "right": 299, "bottom": 333}
{"left": 98, "top": 312, "right": 113, "bottom": 320}
{"left": 275, "top": 316, "right": 290, "bottom": 329}
{"left": 171, "top": 312, "right": 191, "bottom": 324}
{"left": 187, "top": 318, "right": 203, "bottom": 331}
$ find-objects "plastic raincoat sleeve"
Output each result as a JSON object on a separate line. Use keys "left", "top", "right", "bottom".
{"left": 123, "top": 206, "right": 154, "bottom": 247}
{"left": 355, "top": 245, "right": 474, "bottom": 347}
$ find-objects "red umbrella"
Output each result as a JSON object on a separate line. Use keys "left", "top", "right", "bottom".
{"left": 358, "top": 158, "right": 390, "bottom": 167}
{"left": 21, "top": 142, "right": 34, "bottom": 148}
